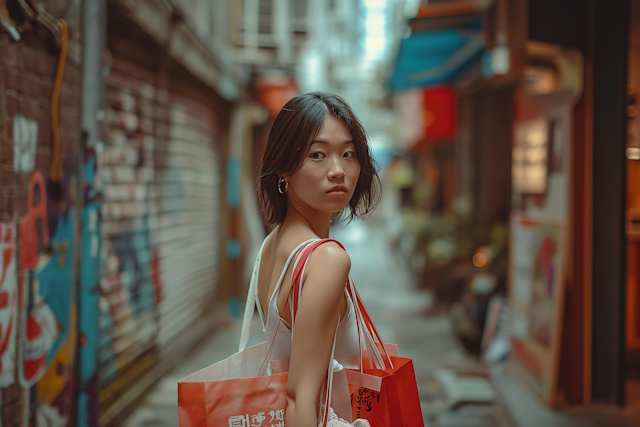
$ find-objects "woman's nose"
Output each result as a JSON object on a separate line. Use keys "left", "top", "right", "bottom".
{"left": 328, "top": 156, "right": 345, "bottom": 179}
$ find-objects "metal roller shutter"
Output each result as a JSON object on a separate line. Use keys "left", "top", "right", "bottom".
{"left": 156, "top": 100, "right": 221, "bottom": 347}
{"left": 99, "top": 54, "right": 222, "bottom": 414}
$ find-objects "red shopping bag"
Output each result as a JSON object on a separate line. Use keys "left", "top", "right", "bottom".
{"left": 348, "top": 354, "right": 423, "bottom": 427}
{"left": 345, "top": 280, "right": 425, "bottom": 427}
{"left": 290, "top": 238, "right": 425, "bottom": 427}
{"left": 178, "top": 341, "right": 288, "bottom": 427}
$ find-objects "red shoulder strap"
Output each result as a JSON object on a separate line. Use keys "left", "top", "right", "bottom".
{"left": 280, "top": 238, "right": 346, "bottom": 322}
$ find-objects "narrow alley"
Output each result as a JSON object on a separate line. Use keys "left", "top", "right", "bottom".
{"left": 3, "top": 1, "right": 640, "bottom": 426}
{"left": 123, "top": 219, "right": 513, "bottom": 427}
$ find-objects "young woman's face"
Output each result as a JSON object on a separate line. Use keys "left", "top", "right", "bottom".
{"left": 285, "top": 114, "right": 361, "bottom": 214}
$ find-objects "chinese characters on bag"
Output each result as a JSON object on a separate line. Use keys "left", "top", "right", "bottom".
{"left": 229, "top": 409, "right": 285, "bottom": 427}
{"left": 351, "top": 388, "right": 380, "bottom": 419}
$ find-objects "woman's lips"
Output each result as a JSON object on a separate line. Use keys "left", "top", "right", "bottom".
{"left": 326, "top": 186, "right": 348, "bottom": 197}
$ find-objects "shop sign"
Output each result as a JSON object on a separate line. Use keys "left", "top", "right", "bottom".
{"left": 423, "top": 86, "right": 457, "bottom": 142}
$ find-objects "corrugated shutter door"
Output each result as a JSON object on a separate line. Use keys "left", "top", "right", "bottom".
{"left": 101, "top": 60, "right": 162, "bottom": 397}
{"left": 100, "top": 56, "right": 222, "bottom": 412}
{"left": 157, "top": 101, "right": 221, "bottom": 347}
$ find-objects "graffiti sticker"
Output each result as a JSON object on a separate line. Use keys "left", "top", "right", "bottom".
{"left": 13, "top": 114, "right": 38, "bottom": 173}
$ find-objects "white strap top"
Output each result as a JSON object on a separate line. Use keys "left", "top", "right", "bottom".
{"left": 254, "top": 238, "right": 361, "bottom": 370}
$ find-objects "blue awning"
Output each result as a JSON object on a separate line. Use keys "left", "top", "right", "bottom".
{"left": 390, "top": 25, "right": 485, "bottom": 90}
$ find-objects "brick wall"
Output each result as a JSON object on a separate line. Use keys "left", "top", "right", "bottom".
{"left": 1, "top": 2, "right": 234, "bottom": 425}
{"left": 0, "top": 20, "right": 82, "bottom": 218}
{"left": 0, "top": 2, "right": 82, "bottom": 425}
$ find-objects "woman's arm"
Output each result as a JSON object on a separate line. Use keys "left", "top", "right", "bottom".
{"left": 285, "top": 242, "right": 350, "bottom": 427}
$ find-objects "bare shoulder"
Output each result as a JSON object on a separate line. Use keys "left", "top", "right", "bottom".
{"left": 312, "top": 241, "right": 350, "bottom": 263}
{"left": 306, "top": 241, "right": 351, "bottom": 275}
{"left": 300, "top": 241, "right": 350, "bottom": 306}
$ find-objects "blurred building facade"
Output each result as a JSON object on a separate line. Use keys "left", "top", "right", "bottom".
{"left": 0, "top": 0, "right": 250, "bottom": 426}
{"left": 388, "top": 0, "right": 638, "bottom": 415}
{"left": 0, "top": 0, "right": 375, "bottom": 425}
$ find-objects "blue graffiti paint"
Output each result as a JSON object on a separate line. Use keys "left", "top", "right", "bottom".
{"left": 36, "top": 209, "right": 75, "bottom": 365}
{"left": 107, "top": 219, "right": 155, "bottom": 319}
{"left": 78, "top": 201, "right": 101, "bottom": 427}
{"left": 84, "top": 157, "right": 96, "bottom": 187}
{"left": 79, "top": 203, "right": 100, "bottom": 380}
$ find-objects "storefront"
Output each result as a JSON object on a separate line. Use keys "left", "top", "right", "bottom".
{"left": 391, "top": 0, "right": 637, "bottom": 414}
{"left": 518, "top": 0, "right": 632, "bottom": 409}
{"left": 493, "top": 0, "right": 636, "bottom": 411}
{"left": 389, "top": 1, "right": 521, "bottom": 350}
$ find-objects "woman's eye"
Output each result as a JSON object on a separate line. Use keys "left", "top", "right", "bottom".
{"left": 344, "top": 151, "right": 356, "bottom": 158}
{"left": 310, "top": 152, "right": 325, "bottom": 159}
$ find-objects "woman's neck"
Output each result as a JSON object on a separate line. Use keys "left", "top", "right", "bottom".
{"left": 282, "top": 201, "right": 332, "bottom": 238}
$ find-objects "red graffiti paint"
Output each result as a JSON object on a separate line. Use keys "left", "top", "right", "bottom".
{"left": 18, "top": 170, "right": 51, "bottom": 387}
{"left": 22, "top": 315, "right": 47, "bottom": 381}
{"left": 19, "top": 171, "right": 49, "bottom": 271}
{"left": 26, "top": 316, "right": 42, "bottom": 339}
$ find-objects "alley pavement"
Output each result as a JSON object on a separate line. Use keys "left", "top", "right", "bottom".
{"left": 123, "top": 219, "right": 512, "bottom": 427}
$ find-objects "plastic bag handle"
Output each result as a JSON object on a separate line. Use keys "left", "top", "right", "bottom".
{"left": 239, "top": 239, "right": 316, "bottom": 352}
{"left": 257, "top": 241, "right": 320, "bottom": 375}
{"left": 269, "top": 239, "right": 340, "bottom": 427}
{"left": 347, "top": 279, "right": 394, "bottom": 370}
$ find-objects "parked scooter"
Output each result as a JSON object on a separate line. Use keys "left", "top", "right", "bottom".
{"left": 449, "top": 243, "right": 508, "bottom": 357}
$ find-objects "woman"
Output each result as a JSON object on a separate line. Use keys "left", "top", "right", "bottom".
{"left": 255, "top": 92, "right": 381, "bottom": 426}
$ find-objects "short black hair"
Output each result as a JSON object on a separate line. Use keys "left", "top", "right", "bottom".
{"left": 258, "top": 92, "right": 381, "bottom": 224}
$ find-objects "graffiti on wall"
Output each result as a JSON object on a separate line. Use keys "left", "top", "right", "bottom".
{"left": 2, "top": 3, "right": 85, "bottom": 423}
{"left": 0, "top": 221, "right": 18, "bottom": 389}
{"left": 18, "top": 171, "right": 50, "bottom": 388}
{"left": 78, "top": 147, "right": 102, "bottom": 427}
{"left": 33, "top": 207, "right": 76, "bottom": 427}
{"left": 98, "top": 82, "right": 160, "bottom": 407}
{"left": 12, "top": 115, "right": 38, "bottom": 173}
{"left": 0, "top": 167, "right": 81, "bottom": 427}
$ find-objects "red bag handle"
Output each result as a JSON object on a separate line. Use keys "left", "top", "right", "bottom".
{"left": 258, "top": 239, "right": 340, "bottom": 427}
{"left": 258, "top": 238, "right": 393, "bottom": 426}
{"left": 286, "top": 239, "right": 335, "bottom": 320}
{"left": 347, "top": 279, "right": 394, "bottom": 370}
{"left": 285, "top": 239, "right": 339, "bottom": 427}
{"left": 287, "top": 239, "right": 394, "bottom": 370}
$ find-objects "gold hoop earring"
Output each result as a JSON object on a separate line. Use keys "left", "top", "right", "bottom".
{"left": 278, "top": 178, "right": 288, "bottom": 194}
